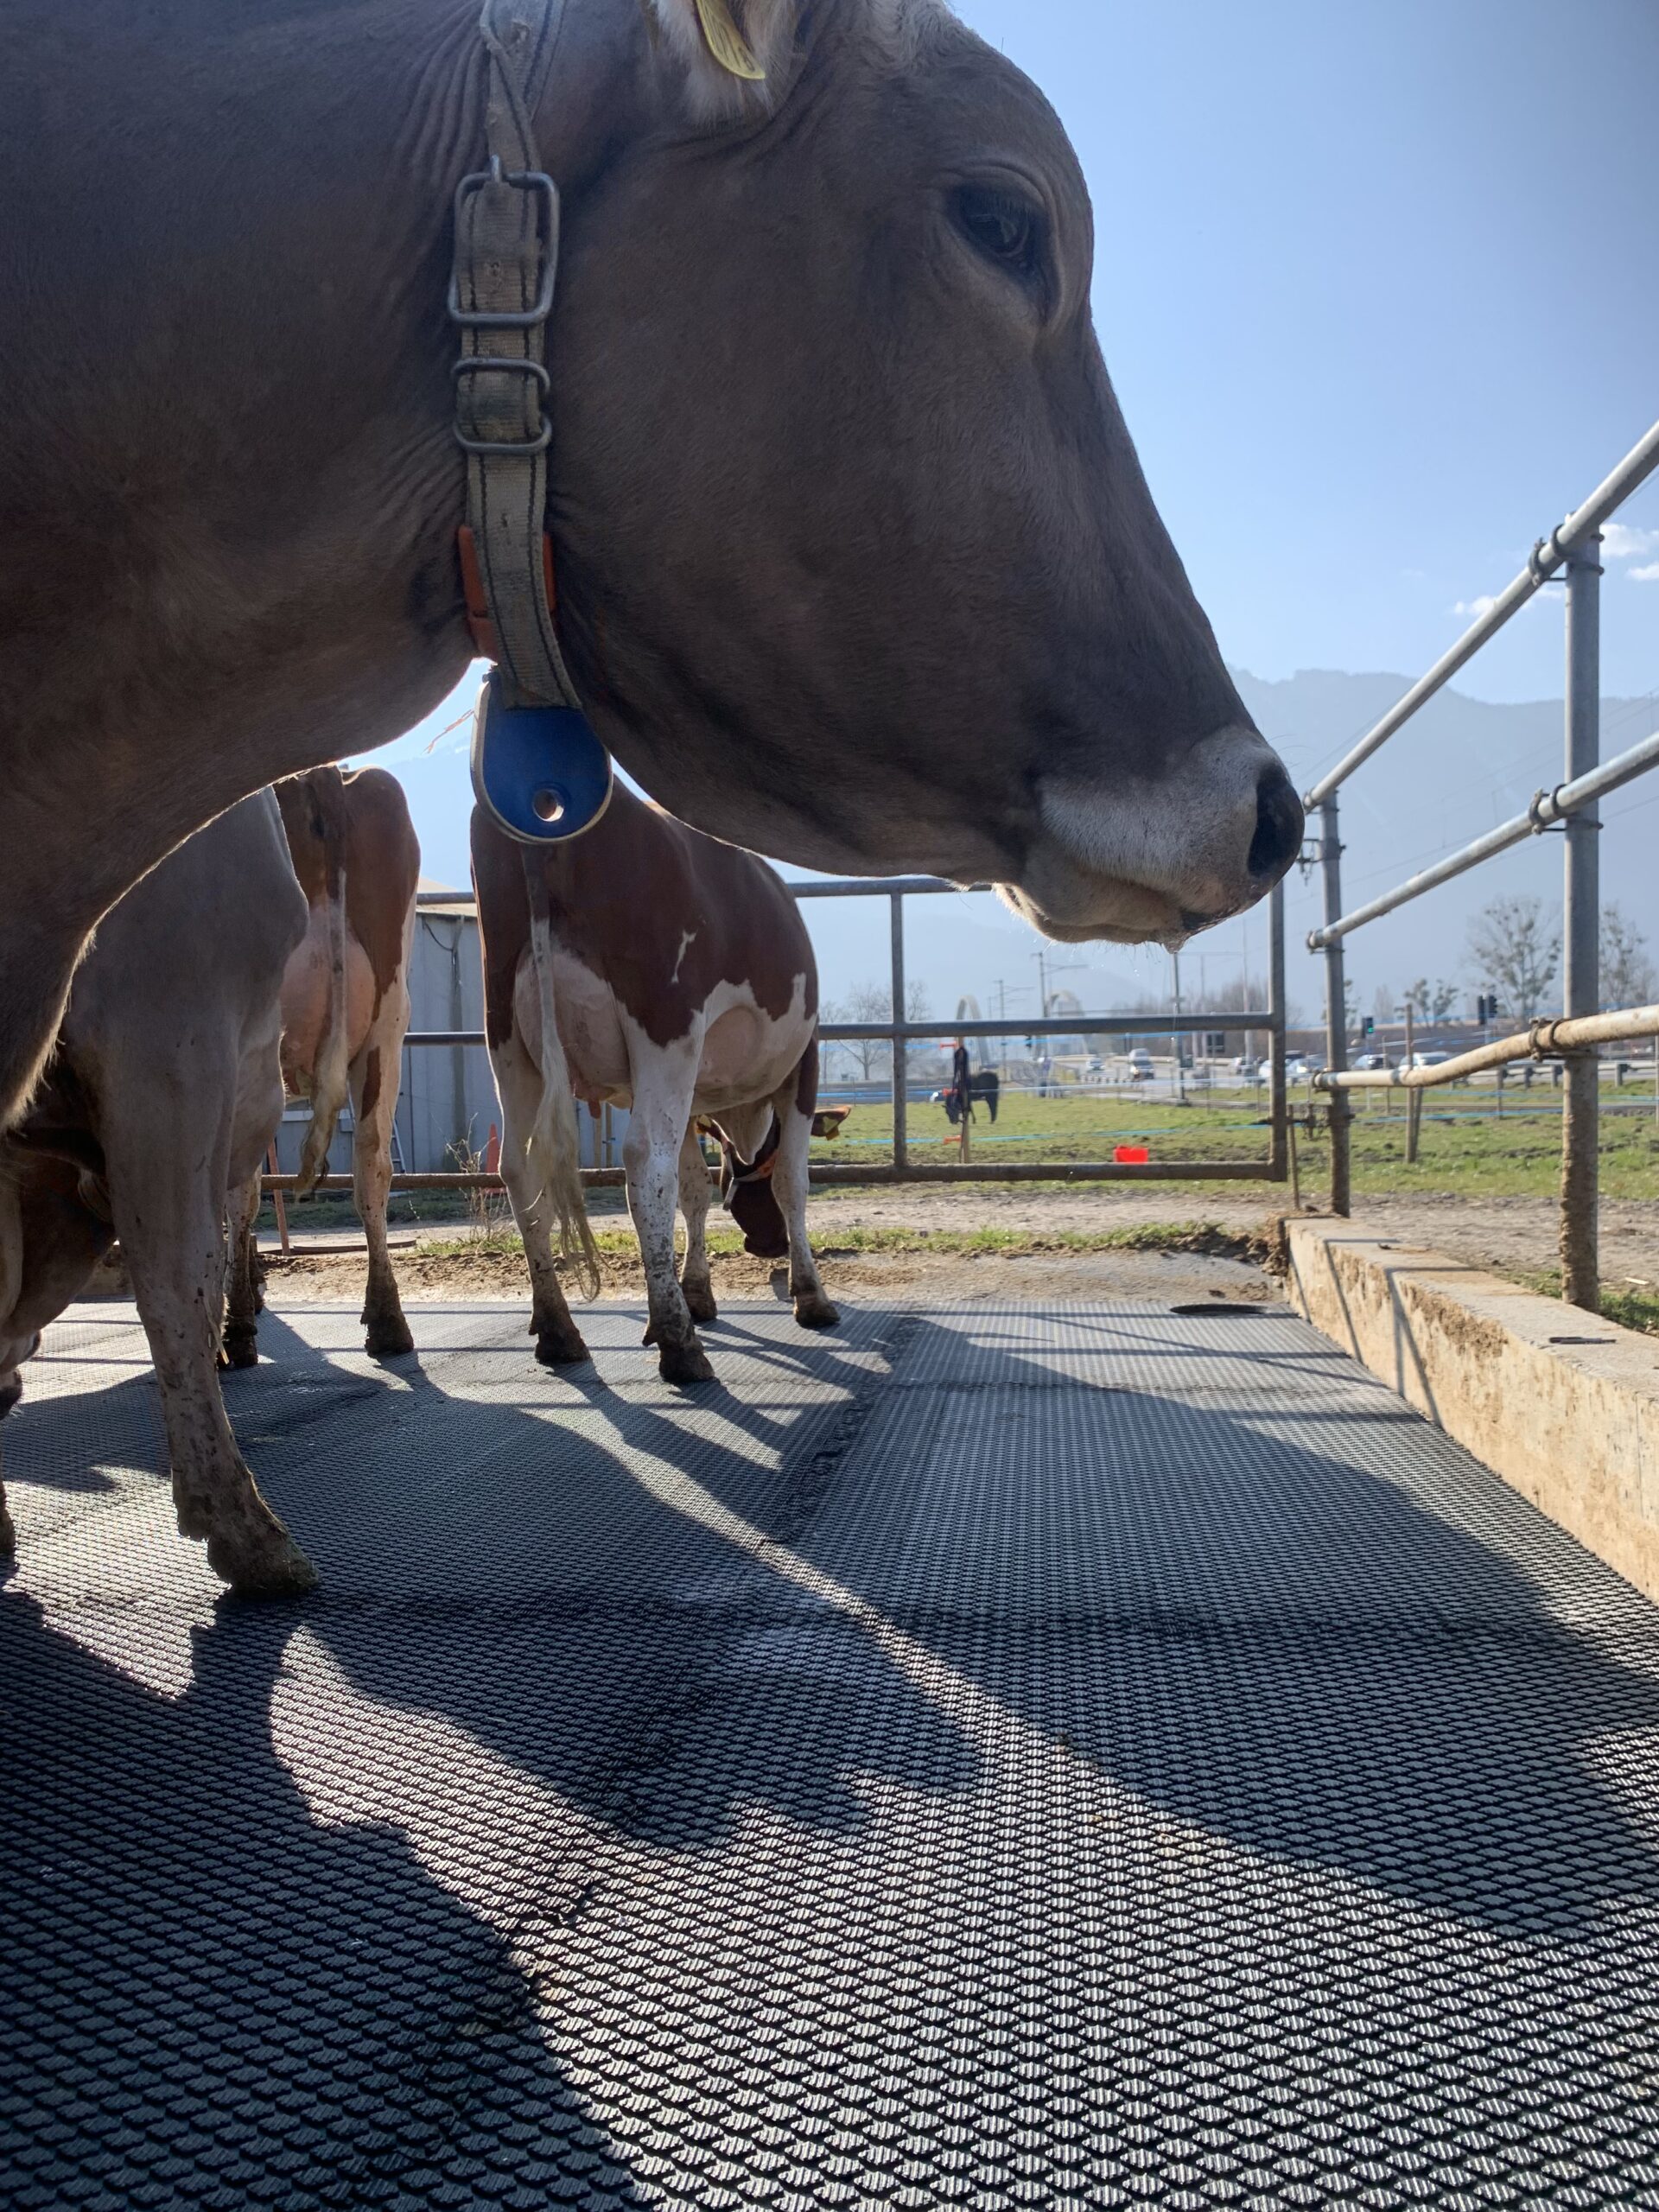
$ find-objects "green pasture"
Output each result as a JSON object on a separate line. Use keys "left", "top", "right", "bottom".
{"left": 810, "top": 1078, "right": 1659, "bottom": 1202}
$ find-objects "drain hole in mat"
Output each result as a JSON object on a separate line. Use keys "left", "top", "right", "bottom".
{"left": 1168, "top": 1302, "right": 1276, "bottom": 1318}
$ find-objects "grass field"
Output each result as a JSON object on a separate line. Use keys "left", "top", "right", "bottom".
{"left": 810, "top": 1081, "right": 1659, "bottom": 1202}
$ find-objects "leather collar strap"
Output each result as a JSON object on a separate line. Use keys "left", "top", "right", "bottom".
{"left": 450, "top": 0, "right": 581, "bottom": 711}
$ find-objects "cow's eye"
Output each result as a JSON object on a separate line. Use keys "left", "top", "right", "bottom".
{"left": 954, "top": 184, "right": 1045, "bottom": 282}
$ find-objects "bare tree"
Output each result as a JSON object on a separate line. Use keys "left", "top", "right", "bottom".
{"left": 1600, "top": 903, "right": 1656, "bottom": 1012}
{"left": 1467, "top": 894, "right": 1559, "bottom": 1020}
{"left": 1402, "top": 978, "right": 1459, "bottom": 1022}
{"left": 821, "top": 977, "right": 932, "bottom": 1083}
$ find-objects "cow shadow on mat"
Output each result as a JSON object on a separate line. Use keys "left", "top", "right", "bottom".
{"left": 683, "top": 1306, "right": 1659, "bottom": 1936}
{"left": 212, "top": 1309, "right": 977, "bottom": 1857}
{"left": 0, "top": 1593, "right": 651, "bottom": 2208}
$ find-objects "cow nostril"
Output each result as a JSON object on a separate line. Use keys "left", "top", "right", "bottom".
{"left": 1248, "top": 769, "right": 1305, "bottom": 884}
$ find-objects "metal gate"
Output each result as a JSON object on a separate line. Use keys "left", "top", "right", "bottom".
{"left": 266, "top": 880, "right": 1291, "bottom": 1198}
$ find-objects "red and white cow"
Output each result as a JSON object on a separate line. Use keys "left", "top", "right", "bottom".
{"left": 267, "top": 767, "right": 421, "bottom": 1360}
{"left": 471, "top": 793, "right": 838, "bottom": 1385}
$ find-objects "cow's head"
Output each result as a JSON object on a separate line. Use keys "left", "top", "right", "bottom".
{"left": 545, "top": 0, "right": 1301, "bottom": 945}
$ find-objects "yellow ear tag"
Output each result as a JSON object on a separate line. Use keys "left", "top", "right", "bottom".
{"left": 693, "top": 0, "right": 766, "bottom": 79}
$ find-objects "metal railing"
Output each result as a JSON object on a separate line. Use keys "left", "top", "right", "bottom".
{"left": 268, "top": 879, "right": 1291, "bottom": 1196}
{"left": 787, "top": 874, "right": 1288, "bottom": 1185}
{"left": 1303, "top": 414, "right": 1659, "bottom": 1308}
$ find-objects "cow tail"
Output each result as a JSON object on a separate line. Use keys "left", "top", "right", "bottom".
{"left": 295, "top": 779, "right": 352, "bottom": 1197}
{"left": 522, "top": 858, "right": 601, "bottom": 1301}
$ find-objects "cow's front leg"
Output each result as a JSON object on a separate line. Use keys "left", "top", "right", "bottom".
{"left": 106, "top": 1110, "right": 315, "bottom": 1595}
{"left": 677, "top": 1124, "right": 718, "bottom": 1325}
{"left": 222, "top": 1170, "right": 264, "bottom": 1370}
{"left": 626, "top": 1048, "right": 710, "bottom": 1385}
{"left": 490, "top": 1035, "right": 588, "bottom": 1365}
{"left": 772, "top": 1073, "right": 840, "bottom": 1332}
{"left": 350, "top": 1019, "right": 414, "bottom": 1358}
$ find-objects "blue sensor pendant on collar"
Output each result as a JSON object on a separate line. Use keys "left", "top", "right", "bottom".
{"left": 470, "top": 669, "right": 614, "bottom": 844}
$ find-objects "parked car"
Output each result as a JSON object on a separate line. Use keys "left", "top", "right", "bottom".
{"left": 1127, "top": 1047, "right": 1155, "bottom": 1082}
{"left": 1352, "top": 1052, "right": 1389, "bottom": 1071}
{"left": 1231, "top": 1054, "right": 1263, "bottom": 1078}
{"left": 1398, "top": 1049, "right": 1451, "bottom": 1073}
{"left": 1284, "top": 1055, "right": 1325, "bottom": 1082}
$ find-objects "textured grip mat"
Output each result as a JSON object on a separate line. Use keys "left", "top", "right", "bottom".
{"left": 3, "top": 1296, "right": 1658, "bottom": 2208}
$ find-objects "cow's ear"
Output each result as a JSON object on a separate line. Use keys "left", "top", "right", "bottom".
{"left": 646, "top": 0, "right": 800, "bottom": 118}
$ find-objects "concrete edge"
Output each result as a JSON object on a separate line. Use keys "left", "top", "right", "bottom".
{"left": 1281, "top": 1217, "right": 1659, "bottom": 1601}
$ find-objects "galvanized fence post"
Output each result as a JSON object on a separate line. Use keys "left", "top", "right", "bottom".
{"left": 1268, "top": 879, "right": 1288, "bottom": 1183}
{"left": 1318, "top": 798, "right": 1352, "bottom": 1215}
{"left": 1561, "top": 535, "right": 1602, "bottom": 1309}
{"left": 889, "top": 888, "right": 908, "bottom": 1178}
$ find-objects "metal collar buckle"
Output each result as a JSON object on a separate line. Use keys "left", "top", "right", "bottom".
{"left": 452, "top": 356, "right": 552, "bottom": 456}
{"left": 447, "top": 160, "right": 560, "bottom": 327}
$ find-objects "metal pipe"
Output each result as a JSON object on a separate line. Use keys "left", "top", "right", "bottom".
{"left": 1304, "top": 416, "right": 1659, "bottom": 808}
{"left": 806, "top": 1160, "right": 1289, "bottom": 1185}
{"left": 1318, "top": 1001, "right": 1659, "bottom": 1091}
{"left": 406, "top": 1012, "right": 1279, "bottom": 1050}
{"left": 1267, "top": 880, "right": 1288, "bottom": 1180}
{"left": 1307, "top": 727, "right": 1659, "bottom": 948}
{"left": 1319, "top": 798, "right": 1352, "bottom": 1215}
{"left": 822, "top": 1011, "right": 1274, "bottom": 1042}
{"left": 1560, "top": 537, "right": 1602, "bottom": 1309}
{"left": 889, "top": 888, "right": 908, "bottom": 1175}
{"left": 265, "top": 1158, "right": 1287, "bottom": 1197}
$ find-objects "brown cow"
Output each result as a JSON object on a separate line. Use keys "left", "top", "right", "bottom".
{"left": 1, "top": 0, "right": 1302, "bottom": 1132}
{"left": 473, "top": 793, "right": 836, "bottom": 1385}
{"left": 266, "top": 767, "right": 421, "bottom": 1360}
{"left": 0, "top": 797, "right": 315, "bottom": 1593}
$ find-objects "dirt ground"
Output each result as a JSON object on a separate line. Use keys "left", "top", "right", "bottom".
{"left": 250, "top": 1185, "right": 1659, "bottom": 1313}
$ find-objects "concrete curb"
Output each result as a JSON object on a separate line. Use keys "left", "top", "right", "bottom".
{"left": 1282, "top": 1217, "right": 1659, "bottom": 1600}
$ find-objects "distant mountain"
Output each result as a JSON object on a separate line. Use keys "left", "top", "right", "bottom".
{"left": 1235, "top": 666, "right": 1658, "bottom": 1017}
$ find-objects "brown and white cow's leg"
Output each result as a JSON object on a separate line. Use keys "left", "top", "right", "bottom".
{"left": 104, "top": 1111, "right": 315, "bottom": 1595}
{"left": 676, "top": 1124, "right": 717, "bottom": 1325}
{"left": 222, "top": 1170, "right": 264, "bottom": 1370}
{"left": 771, "top": 1071, "right": 840, "bottom": 1332}
{"left": 350, "top": 1023, "right": 414, "bottom": 1359}
{"left": 491, "top": 1033, "right": 589, "bottom": 1366}
{"left": 627, "top": 1041, "right": 713, "bottom": 1385}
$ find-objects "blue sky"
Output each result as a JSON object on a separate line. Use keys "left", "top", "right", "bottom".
{"left": 370, "top": 0, "right": 1657, "bottom": 1027}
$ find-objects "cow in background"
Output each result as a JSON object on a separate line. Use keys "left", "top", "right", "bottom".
{"left": 472, "top": 795, "right": 838, "bottom": 1386}
{"left": 0, "top": 797, "right": 315, "bottom": 1594}
{"left": 269, "top": 768, "right": 420, "bottom": 1360}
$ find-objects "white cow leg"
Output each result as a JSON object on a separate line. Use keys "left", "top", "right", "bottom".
{"left": 222, "top": 1170, "right": 264, "bottom": 1370}
{"left": 490, "top": 1037, "right": 588, "bottom": 1366}
{"left": 627, "top": 1052, "right": 712, "bottom": 1386}
{"left": 351, "top": 1025, "right": 414, "bottom": 1358}
{"left": 772, "top": 1088, "right": 840, "bottom": 1332}
{"left": 106, "top": 1112, "right": 315, "bottom": 1595}
{"left": 677, "top": 1124, "right": 717, "bottom": 1325}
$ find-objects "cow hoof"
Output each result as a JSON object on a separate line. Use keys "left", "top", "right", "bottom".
{"left": 536, "top": 1330, "right": 589, "bottom": 1367}
{"left": 365, "top": 1317, "right": 415, "bottom": 1359}
{"left": 658, "top": 1337, "right": 715, "bottom": 1387}
{"left": 207, "top": 1528, "right": 320, "bottom": 1599}
{"left": 219, "top": 1332, "right": 260, "bottom": 1372}
{"left": 794, "top": 1296, "right": 841, "bottom": 1332}
{"left": 0, "top": 1377, "right": 22, "bottom": 1421}
{"left": 682, "top": 1282, "right": 719, "bottom": 1325}
{"left": 0, "top": 1500, "right": 15, "bottom": 1556}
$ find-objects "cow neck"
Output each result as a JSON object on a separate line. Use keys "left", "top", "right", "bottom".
{"left": 450, "top": 0, "right": 582, "bottom": 715}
